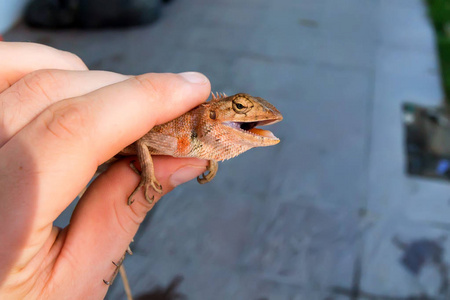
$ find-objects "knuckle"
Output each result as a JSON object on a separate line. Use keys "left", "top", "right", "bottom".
{"left": 126, "top": 196, "right": 153, "bottom": 225}
{"left": 42, "top": 102, "right": 90, "bottom": 140}
{"left": 0, "top": 90, "right": 21, "bottom": 137}
{"left": 19, "top": 69, "right": 63, "bottom": 102}
{"left": 131, "top": 75, "right": 160, "bottom": 99}
{"left": 124, "top": 201, "right": 147, "bottom": 229}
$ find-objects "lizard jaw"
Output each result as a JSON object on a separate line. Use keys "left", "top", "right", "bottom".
{"left": 223, "top": 120, "right": 280, "bottom": 143}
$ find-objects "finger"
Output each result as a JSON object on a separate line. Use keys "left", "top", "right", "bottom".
{"left": 0, "top": 42, "right": 87, "bottom": 92}
{"left": 53, "top": 156, "right": 207, "bottom": 297}
{"left": 0, "top": 72, "right": 210, "bottom": 266}
{"left": 0, "top": 70, "right": 130, "bottom": 146}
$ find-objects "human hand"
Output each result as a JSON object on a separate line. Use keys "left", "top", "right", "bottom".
{"left": 0, "top": 42, "right": 210, "bottom": 299}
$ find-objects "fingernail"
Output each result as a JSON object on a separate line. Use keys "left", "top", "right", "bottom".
{"left": 178, "top": 72, "right": 208, "bottom": 84}
{"left": 170, "top": 165, "right": 207, "bottom": 187}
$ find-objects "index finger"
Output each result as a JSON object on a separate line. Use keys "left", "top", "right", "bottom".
{"left": 0, "top": 42, "right": 87, "bottom": 92}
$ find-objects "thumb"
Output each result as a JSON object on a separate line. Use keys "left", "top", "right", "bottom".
{"left": 54, "top": 156, "right": 208, "bottom": 296}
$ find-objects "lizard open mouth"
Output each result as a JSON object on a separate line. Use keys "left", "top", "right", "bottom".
{"left": 223, "top": 119, "right": 280, "bottom": 139}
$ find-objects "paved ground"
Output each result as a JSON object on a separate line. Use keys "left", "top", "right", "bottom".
{"left": 5, "top": 0, "right": 450, "bottom": 299}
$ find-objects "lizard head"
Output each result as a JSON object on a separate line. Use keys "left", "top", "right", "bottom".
{"left": 207, "top": 93, "right": 283, "bottom": 146}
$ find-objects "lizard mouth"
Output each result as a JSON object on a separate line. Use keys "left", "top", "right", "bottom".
{"left": 223, "top": 119, "right": 280, "bottom": 141}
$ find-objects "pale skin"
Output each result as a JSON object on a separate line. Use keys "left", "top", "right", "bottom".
{"left": 0, "top": 42, "right": 211, "bottom": 299}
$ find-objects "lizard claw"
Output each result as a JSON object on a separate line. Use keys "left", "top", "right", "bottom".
{"left": 102, "top": 245, "right": 132, "bottom": 286}
{"left": 127, "top": 160, "right": 162, "bottom": 205}
{"left": 127, "top": 176, "right": 162, "bottom": 205}
{"left": 197, "top": 160, "right": 218, "bottom": 184}
{"left": 144, "top": 192, "right": 155, "bottom": 205}
{"left": 128, "top": 181, "right": 159, "bottom": 205}
{"left": 151, "top": 181, "right": 163, "bottom": 194}
{"left": 129, "top": 161, "right": 141, "bottom": 175}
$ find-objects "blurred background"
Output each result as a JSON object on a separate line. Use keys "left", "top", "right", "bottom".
{"left": 3, "top": 0, "right": 450, "bottom": 299}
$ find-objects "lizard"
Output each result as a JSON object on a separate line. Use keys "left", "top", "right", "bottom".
{"left": 102, "top": 92, "right": 282, "bottom": 297}
{"left": 119, "top": 92, "right": 283, "bottom": 205}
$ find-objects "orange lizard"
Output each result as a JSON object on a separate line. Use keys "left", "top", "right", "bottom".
{"left": 120, "top": 92, "right": 283, "bottom": 205}
{"left": 102, "top": 92, "right": 282, "bottom": 293}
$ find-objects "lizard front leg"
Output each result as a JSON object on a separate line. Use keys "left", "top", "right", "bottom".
{"left": 197, "top": 160, "right": 218, "bottom": 184}
{"left": 128, "top": 139, "right": 163, "bottom": 205}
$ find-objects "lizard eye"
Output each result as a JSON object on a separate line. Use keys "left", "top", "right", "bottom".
{"left": 232, "top": 97, "right": 253, "bottom": 114}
